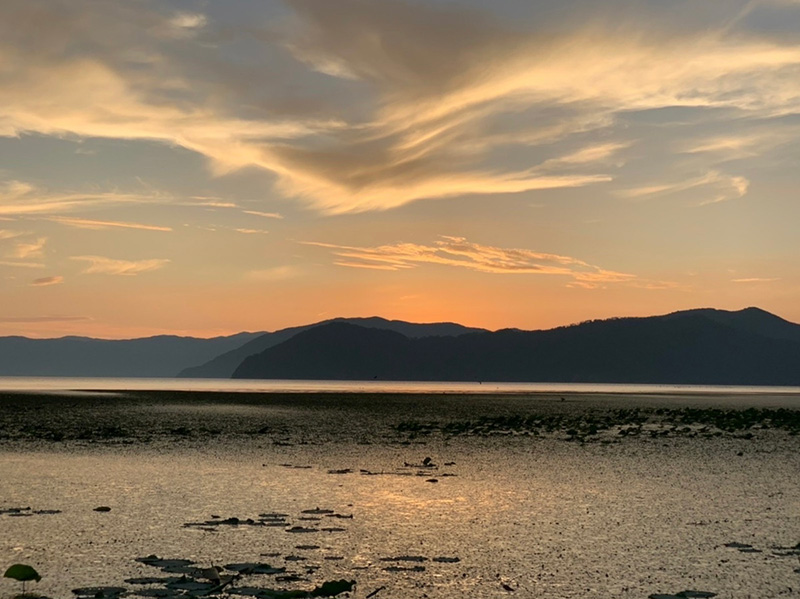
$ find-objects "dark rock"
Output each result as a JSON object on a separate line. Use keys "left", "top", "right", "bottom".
{"left": 71, "top": 587, "right": 126, "bottom": 598}
{"left": 224, "top": 563, "right": 286, "bottom": 575}
{"left": 286, "top": 526, "right": 318, "bottom": 533}
{"left": 310, "top": 579, "right": 355, "bottom": 597}
{"left": 380, "top": 556, "right": 427, "bottom": 562}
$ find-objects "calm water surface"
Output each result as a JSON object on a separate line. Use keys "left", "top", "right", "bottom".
{"left": 2, "top": 376, "right": 800, "bottom": 395}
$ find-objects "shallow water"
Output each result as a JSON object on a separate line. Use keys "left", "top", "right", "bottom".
{"left": 2, "top": 392, "right": 800, "bottom": 599}
{"left": 2, "top": 376, "right": 800, "bottom": 396}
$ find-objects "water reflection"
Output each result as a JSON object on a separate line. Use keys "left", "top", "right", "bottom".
{"left": 3, "top": 436, "right": 799, "bottom": 598}
{"left": 2, "top": 390, "right": 800, "bottom": 599}
{"left": 3, "top": 376, "right": 800, "bottom": 395}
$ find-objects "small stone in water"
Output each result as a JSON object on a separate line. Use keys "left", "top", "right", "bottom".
{"left": 380, "top": 556, "right": 427, "bottom": 562}
{"left": 72, "top": 587, "right": 126, "bottom": 598}
{"left": 286, "top": 526, "right": 318, "bottom": 533}
{"left": 123, "top": 577, "right": 176, "bottom": 585}
{"left": 165, "top": 580, "right": 216, "bottom": 592}
{"left": 433, "top": 556, "right": 460, "bottom": 563}
{"left": 383, "top": 565, "right": 425, "bottom": 573}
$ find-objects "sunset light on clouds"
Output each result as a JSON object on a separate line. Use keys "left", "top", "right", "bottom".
{"left": 1, "top": 0, "right": 799, "bottom": 337}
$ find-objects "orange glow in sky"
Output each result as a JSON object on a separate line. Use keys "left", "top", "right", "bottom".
{"left": 1, "top": 0, "right": 799, "bottom": 338}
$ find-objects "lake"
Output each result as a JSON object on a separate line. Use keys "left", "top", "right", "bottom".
{"left": 2, "top": 377, "right": 800, "bottom": 395}
{"left": 1, "top": 382, "right": 799, "bottom": 599}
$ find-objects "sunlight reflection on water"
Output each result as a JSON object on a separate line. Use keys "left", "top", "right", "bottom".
{"left": 2, "top": 436, "right": 800, "bottom": 599}
{"left": 2, "top": 376, "right": 800, "bottom": 395}
{"left": 1, "top": 390, "right": 800, "bottom": 599}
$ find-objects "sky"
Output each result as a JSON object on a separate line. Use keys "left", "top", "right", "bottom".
{"left": 2, "top": 0, "right": 800, "bottom": 339}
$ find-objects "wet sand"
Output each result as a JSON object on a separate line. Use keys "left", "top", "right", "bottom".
{"left": 1, "top": 390, "right": 799, "bottom": 599}
{"left": 1, "top": 389, "right": 799, "bottom": 448}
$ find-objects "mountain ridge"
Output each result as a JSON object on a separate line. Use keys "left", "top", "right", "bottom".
{"left": 3, "top": 307, "right": 799, "bottom": 383}
{"left": 231, "top": 308, "right": 800, "bottom": 385}
{"left": 177, "top": 316, "right": 486, "bottom": 378}
{"left": 0, "top": 332, "right": 262, "bottom": 378}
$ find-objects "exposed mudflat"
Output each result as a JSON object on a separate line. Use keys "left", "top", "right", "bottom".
{"left": 1, "top": 389, "right": 799, "bottom": 448}
{"left": 1, "top": 390, "right": 799, "bottom": 599}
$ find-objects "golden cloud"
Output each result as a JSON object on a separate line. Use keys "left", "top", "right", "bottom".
{"left": 8, "top": 237, "right": 46, "bottom": 259}
{"left": 48, "top": 216, "right": 172, "bottom": 232}
{"left": 0, "top": 315, "right": 90, "bottom": 323}
{"left": 306, "top": 236, "right": 636, "bottom": 283}
{"left": 0, "top": 179, "right": 167, "bottom": 215}
{"left": 242, "top": 210, "right": 284, "bottom": 219}
{"left": 731, "top": 277, "right": 780, "bottom": 283}
{"left": 1, "top": 0, "right": 799, "bottom": 213}
{"left": 619, "top": 170, "right": 750, "bottom": 205}
{"left": 71, "top": 255, "right": 170, "bottom": 276}
{"left": 0, "top": 260, "right": 45, "bottom": 269}
{"left": 31, "top": 275, "right": 64, "bottom": 286}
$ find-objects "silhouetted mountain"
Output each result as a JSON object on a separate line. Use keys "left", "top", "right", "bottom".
{"left": 232, "top": 308, "right": 800, "bottom": 385}
{"left": 664, "top": 307, "right": 800, "bottom": 343}
{"left": 178, "top": 317, "right": 485, "bottom": 378}
{"left": 0, "top": 332, "right": 261, "bottom": 377}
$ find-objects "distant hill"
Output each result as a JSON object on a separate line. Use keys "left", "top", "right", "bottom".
{"left": 177, "top": 317, "right": 486, "bottom": 378}
{"left": 663, "top": 307, "right": 800, "bottom": 343}
{"left": 231, "top": 308, "right": 800, "bottom": 385}
{"left": 0, "top": 332, "right": 261, "bottom": 378}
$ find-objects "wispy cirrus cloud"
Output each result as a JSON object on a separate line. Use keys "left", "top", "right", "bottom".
{"left": 619, "top": 170, "right": 750, "bottom": 205}
{"left": 0, "top": 260, "right": 44, "bottom": 269}
{"left": 1, "top": 225, "right": 47, "bottom": 265}
{"left": 681, "top": 134, "right": 767, "bottom": 159}
{"left": 0, "top": 315, "right": 90, "bottom": 324}
{"left": 242, "top": 210, "right": 284, "bottom": 220}
{"left": 71, "top": 255, "right": 170, "bottom": 276}
{"left": 0, "top": 179, "right": 169, "bottom": 216}
{"left": 3, "top": 0, "right": 799, "bottom": 212}
{"left": 234, "top": 228, "right": 270, "bottom": 235}
{"left": 0, "top": 229, "right": 26, "bottom": 240}
{"left": 732, "top": 277, "right": 780, "bottom": 283}
{"left": 246, "top": 266, "right": 301, "bottom": 281}
{"left": 536, "top": 142, "right": 633, "bottom": 172}
{"left": 0, "top": 179, "right": 256, "bottom": 222}
{"left": 47, "top": 216, "right": 172, "bottom": 232}
{"left": 8, "top": 236, "right": 46, "bottom": 259}
{"left": 306, "top": 236, "right": 636, "bottom": 284}
{"left": 31, "top": 275, "right": 63, "bottom": 286}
